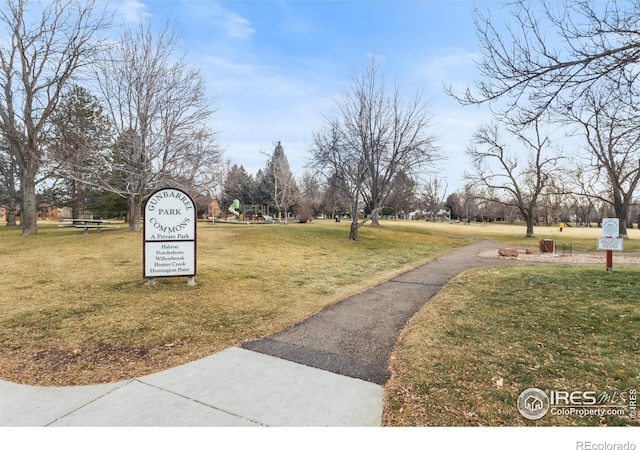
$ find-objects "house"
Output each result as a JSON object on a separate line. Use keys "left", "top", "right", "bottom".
{"left": 407, "top": 210, "right": 427, "bottom": 220}
{"left": 10, "top": 203, "right": 62, "bottom": 221}
{"left": 207, "top": 199, "right": 222, "bottom": 219}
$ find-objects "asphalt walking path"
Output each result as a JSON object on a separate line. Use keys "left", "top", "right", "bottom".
{"left": 242, "top": 239, "right": 516, "bottom": 385}
{"left": 1, "top": 239, "right": 516, "bottom": 427}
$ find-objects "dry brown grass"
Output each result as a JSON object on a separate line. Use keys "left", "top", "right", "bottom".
{"left": 383, "top": 264, "right": 640, "bottom": 426}
{"left": 423, "top": 220, "right": 640, "bottom": 252}
{"left": 0, "top": 219, "right": 467, "bottom": 386}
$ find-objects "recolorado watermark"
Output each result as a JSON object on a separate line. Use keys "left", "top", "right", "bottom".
{"left": 575, "top": 442, "right": 636, "bottom": 450}
{"left": 517, "top": 387, "right": 637, "bottom": 421}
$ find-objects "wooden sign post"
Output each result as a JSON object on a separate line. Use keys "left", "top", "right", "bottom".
{"left": 598, "top": 218, "right": 622, "bottom": 274}
{"left": 143, "top": 188, "right": 197, "bottom": 285}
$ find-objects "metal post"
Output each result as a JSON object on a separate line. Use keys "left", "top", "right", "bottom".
{"left": 606, "top": 250, "right": 613, "bottom": 274}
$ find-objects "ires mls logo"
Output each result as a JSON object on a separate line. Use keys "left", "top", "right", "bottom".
{"left": 549, "top": 390, "right": 597, "bottom": 406}
{"left": 518, "top": 388, "right": 636, "bottom": 420}
{"left": 518, "top": 388, "right": 550, "bottom": 420}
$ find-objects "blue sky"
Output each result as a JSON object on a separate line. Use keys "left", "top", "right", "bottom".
{"left": 114, "top": 0, "right": 495, "bottom": 193}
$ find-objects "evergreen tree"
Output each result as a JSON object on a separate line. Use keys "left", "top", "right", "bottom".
{"left": 49, "top": 85, "right": 113, "bottom": 218}
{"left": 221, "top": 164, "right": 256, "bottom": 211}
{"left": 0, "top": 136, "right": 20, "bottom": 226}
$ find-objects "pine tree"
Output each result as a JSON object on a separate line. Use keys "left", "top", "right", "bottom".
{"left": 49, "top": 85, "right": 112, "bottom": 219}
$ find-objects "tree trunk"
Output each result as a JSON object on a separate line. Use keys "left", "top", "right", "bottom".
{"left": 349, "top": 220, "right": 359, "bottom": 240}
{"left": 71, "top": 180, "right": 81, "bottom": 219}
{"left": 128, "top": 194, "right": 142, "bottom": 232}
{"left": 349, "top": 198, "right": 360, "bottom": 240}
{"left": 371, "top": 207, "right": 382, "bottom": 226}
{"left": 5, "top": 203, "right": 17, "bottom": 226}
{"left": 523, "top": 212, "right": 535, "bottom": 238}
{"left": 619, "top": 222, "right": 629, "bottom": 239}
{"left": 525, "top": 220, "right": 535, "bottom": 238}
{"left": 349, "top": 215, "right": 372, "bottom": 240}
{"left": 612, "top": 191, "right": 629, "bottom": 239}
{"left": 21, "top": 175, "right": 38, "bottom": 236}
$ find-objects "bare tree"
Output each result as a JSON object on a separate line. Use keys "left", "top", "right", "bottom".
{"left": 310, "top": 57, "right": 440, "bottom": 240}
{"left": 568, "top": 166, "right": 607, "bottom": 227}
{"left": 311, "top": 119, "right": 365, "bottom": 239}
{"left": 91, "top": 21, "right": 219, "bottom": 231}
{"left": 0, "top": 0, "right": 110, "bottom": 235}
{"left": 466, "top": 119, "right": 562, "bottom": 237}
{"left": 263, "top": 141, "right": 299, "bottom": 223}
{"left": 298, "top": 170, "right": 324, "bottom": 222}
{"left": 321, "top": 171, "right": 350, "bottom": 221}
{"left": 562, "top": 84, "right": 640, "bottom": 238}
{"left": 541, "top": 176, "right": 570, "bottom": 226}
{"left": 421, "top": 178, "right": 448, "bottom": 222}
{"left": 450, "top": 1, "right": 640, "bottom": 125}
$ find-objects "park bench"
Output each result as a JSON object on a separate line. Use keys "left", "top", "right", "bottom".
{"left": 59, "top": 219, "right": 120, "bottom": 234}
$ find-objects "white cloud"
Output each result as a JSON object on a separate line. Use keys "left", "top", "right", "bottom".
{"left": 184, "top": 2, "right": 255, "bottom": 40}
{"left": 115, "top": 0, "right": 151, "bottom": 23}
{"left": 223, "top": 11, "right": 255, "bottom": 40}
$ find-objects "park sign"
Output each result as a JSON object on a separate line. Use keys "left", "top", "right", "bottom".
{"left": 143, "top": 188, "right": 196, "bottom": 283}
{"left": 602, "top": 218, "right": 619, "bottom": 238}
{"left": 598, "top": 218, "right": 623, "bottom": 251}
{"left": 598, "top": 218, "right": 622, "bottom": 274}
{"left": 598, "top": 237, "right": 624, "bottom": 251}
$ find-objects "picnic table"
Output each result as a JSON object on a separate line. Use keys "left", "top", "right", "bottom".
{"left": 59, "top": 219, "right": 119, "bottom": 234}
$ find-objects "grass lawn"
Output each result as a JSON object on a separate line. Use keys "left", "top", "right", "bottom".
{"left": 383, "top": 264, "right": 640, "bottom": 426}
{"left": 422, "top": 220, "right": 640, "bottom": 252}
{"left": 3, "top": 218, "right": 639, "bottom": 427}
{"left": 0, "top": 219, "right": 467, "bottom": 386}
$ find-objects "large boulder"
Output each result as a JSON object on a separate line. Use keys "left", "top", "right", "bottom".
{"left": 498, "top": 248, "right": 519, "bottom": 257}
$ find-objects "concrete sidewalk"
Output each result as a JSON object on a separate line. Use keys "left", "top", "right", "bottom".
{"left": 0, "top": 347, "right": 383, "bottom": 426}
{"left": 1, "top": 240, "right": 510, "bottom": 427}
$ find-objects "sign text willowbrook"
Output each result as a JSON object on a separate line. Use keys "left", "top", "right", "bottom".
{"left": 143, "top": 188, "right": 196, "bottom": 282}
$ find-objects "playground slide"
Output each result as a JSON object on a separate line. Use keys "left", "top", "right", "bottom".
{"left": 228, "top": 204, "right": 240, "bottom": 218}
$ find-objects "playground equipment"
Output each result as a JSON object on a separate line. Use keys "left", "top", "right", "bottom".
{"left": 221, "top": 200, "right": 272, "bottom": 223}
{"left": 228, "top": 199, "right": 241, "bottom": 219}
{"left": 243, "top": 205, "right": 274, "bottom": 222}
